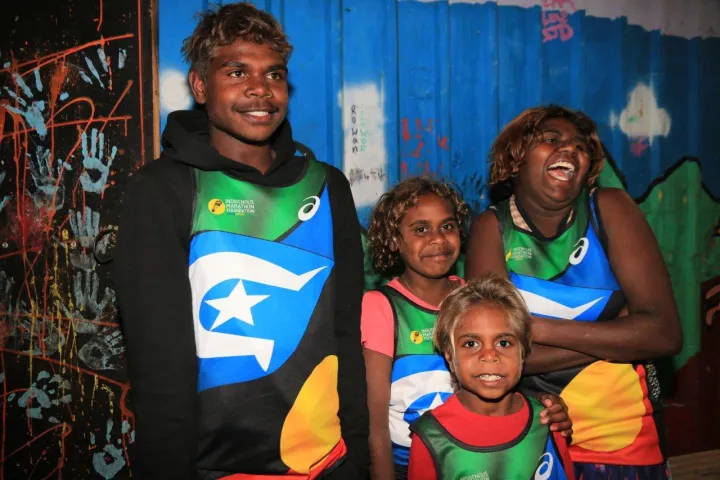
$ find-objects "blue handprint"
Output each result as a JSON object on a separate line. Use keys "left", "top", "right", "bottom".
{"left": 62, "top": 270, "right": 116, "bottom": 334}
{"left": 69, "top": 206, "right": 100, "bottom": 270}
{"left": 2, "top": 69, "right": 48, "bottom": 138}
{"left": 91, "top": 418, "right": 128, "bottom": 479}
{"left": 28, "top": 145, "right": 72, "bottom": 209}
{"left": 80, "top": 128, "right": 117, "bottom": 194}
{"left": 81, "top": 49, "right": 111, "bottom": 89}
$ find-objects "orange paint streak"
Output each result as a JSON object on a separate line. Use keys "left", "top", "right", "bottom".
{"left": 137, "top": 0, "right": 145, "bottom": 164}
{"left": 0, "top": 116, "right": 131, "bottom": 140}
{"left": 1, "top": 423, "right": 64, "bottom": 462}
{"left": 0, "top": 34, "right": 134, "bottom": 76}
{"left": 97, "top": 0, "right": 104, "bottom": 31}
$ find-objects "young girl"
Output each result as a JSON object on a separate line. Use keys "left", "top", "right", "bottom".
{"left": 362, "top": 177, "right": 572, "bottom": 480}
{"left": 466, "top": 105, "right": 681, "bottom": 479}
{"left": 408, "top": 276, "right": 575, "bottom": 480}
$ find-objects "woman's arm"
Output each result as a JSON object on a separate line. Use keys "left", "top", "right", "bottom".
{"left": 532, "top": 188, "right": 682, "bottom": 361}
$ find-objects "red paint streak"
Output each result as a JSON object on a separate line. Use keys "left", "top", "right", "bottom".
{"left": 630, "top": 137, "right": 650, "bottom": 157}
{"left": 0, "top": 348, "right": 127, "bottom": 389}
{"left": 0, "top": 423, "right": 64, "bottom": 462}
{"left": 410, "top": 141, "right": 424, "bottom": 159}
{"left": 0, "top": 34, "right": 133, "bottom": 76}
{"left": 437, "top": 136, "right": 448, "bottom": 150}
{"left": 401, "top": 118, "right": 410, "bottom": 142}
{"left": 96, "top": 0, "right": 104, "bottom": 31}
{"left": 137, "top": 0, "right": 146, "bottom": 164}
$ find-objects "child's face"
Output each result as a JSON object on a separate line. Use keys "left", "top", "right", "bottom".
{"left": 396, "top": 194, "right": 461, "bottom": 280}
{"left": 446, "top": 304, "right": 523, "bottom": 412}
{"left": 189, "top": 39, "right": 289, "bottom": 146}
{"left": 514, "top": 117, "right": 591, "bottom": 209}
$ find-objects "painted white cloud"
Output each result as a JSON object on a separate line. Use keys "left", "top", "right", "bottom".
{"left": 160, "top": 69, "right": 193, "bottom": 113}
{"left": 339, "top": 83, "right": 387, "bottom": 209}
{"left": 615, "top": 83, "right": 671, "bottom": 141}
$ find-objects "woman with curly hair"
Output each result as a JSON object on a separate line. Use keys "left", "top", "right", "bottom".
{"left": 466, "top": 105, "right": 681, "bottom": 479}
{"left": 362, "top": 177, "right": 572, "bottom": 479}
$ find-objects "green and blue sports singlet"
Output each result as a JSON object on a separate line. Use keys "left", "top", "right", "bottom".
{"left": 493, "top": 190, "right": 665, "bottom": 466}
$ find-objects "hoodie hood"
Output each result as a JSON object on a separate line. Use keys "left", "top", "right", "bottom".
{"left": 160, "top": 109, "right": 301, "bottom": 185}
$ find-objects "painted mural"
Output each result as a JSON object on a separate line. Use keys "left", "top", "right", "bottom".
{"left": 0, "top": 0, "right": 153, "bottom": 478}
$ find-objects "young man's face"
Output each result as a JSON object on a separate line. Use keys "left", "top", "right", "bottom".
{"left": 190, "top": 39, "right": 289, "bottom": 145}
{"left": 446, "top": 303, "right": 523, "bottom": 415}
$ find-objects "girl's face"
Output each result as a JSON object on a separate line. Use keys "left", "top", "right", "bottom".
{"left": 395, "top": 194, "right": 461, "bottom": 280}
{"left": 446, "top": 304, "right": 523, "bottom": 415}
{"left": 514, "top": 117, "right": 592, "bottom": 210}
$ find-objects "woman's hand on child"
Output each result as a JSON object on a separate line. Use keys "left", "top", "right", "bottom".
{"left": 537, "top": 393, "right": 573, "bottom": 439}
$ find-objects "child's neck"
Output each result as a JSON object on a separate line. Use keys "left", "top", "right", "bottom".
{"left": 399, "top": 271, "right": 454, "bottom": 307}
{"left": 456, "top": 389, "right": 523, "bottom": 417}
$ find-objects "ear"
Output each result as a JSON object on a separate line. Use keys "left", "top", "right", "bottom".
{"left": 188, "top": 70, "right": 208, "bottom": 105}
{"left": 444, "top": 350, "right": 455, "bottom": 373}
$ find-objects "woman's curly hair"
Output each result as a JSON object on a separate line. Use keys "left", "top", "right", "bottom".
{"left": 489, "top": 105, "right": 605, "bottom": 187}
{"left": 367, "top": 177, "right": 470, "bottom": 275}
{"left": 182, "top": 2, "right": 293, "bottom": 81}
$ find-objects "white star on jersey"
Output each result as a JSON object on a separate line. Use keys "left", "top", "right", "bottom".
{"left": 205, "top": 280, "right": 269, "bottom": 329}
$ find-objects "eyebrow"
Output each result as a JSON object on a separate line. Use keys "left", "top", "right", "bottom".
{"left": 540, "top": 128, "right": 586, "bottom": 143}
{"left": 408, "top": 216, "right": 456, "bottom": 227}
{"left": 457, "top": 332, "right": 516, "bottom": 340}
{"left": 219, "top": 61, "right": 288, "bottom": 73}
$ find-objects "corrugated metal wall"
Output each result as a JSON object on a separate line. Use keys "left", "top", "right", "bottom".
{"left": 158, "top": 0, "right": 720, "bottom": 370}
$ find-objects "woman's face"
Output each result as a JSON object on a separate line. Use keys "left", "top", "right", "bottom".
{"left": 514, "top": 117, "right": 592, "bottom": 211}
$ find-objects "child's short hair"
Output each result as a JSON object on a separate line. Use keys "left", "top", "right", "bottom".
{"left": 367, "top": 177, "right": 470, "bottom": 275}
{"left": 434, "top": 275, "right": 532, "bottom": 360}
{"left": 489, "top": 105, "right": 604, "bottom": 187}
{"left": 182, "top": 2, "right": 293, "bottom": 81}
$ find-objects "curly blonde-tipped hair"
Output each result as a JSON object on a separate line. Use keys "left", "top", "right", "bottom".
{"left": 182, "top": 2, "right": 293, "bottom": 81}
{"left": 489, "top": 105, "right": 605, "bottom": 187}
{"left": 366, "top": 177, "right": 470, "bottom": 275}
{"left": 434, "top": 274, "right": 532, "bottom": 362}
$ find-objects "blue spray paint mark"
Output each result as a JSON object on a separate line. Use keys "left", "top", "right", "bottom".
{"left": 3, "top": 62, "right": 9, "bottom": 68}
{"left": 84, "top": 56, "right": 105, "bottom": 88}
{"left": 130, "top": 431, "right": 135, "bottom": 443}
{"left": 59, "top": 92, "right": 69, "bottom": 101}
{"left": 93, "top": 445, "right": 126, "bottom": 479}
{"left": 92, "top": 419, "right": 126, "bottom": 479}
{"left": 80, "top": 128, "right": 117, "bottom": 194}
{"left": 49, "top": 416, "right": 60, "bottom": 424}
{"left": 0, "top": 373, "right": 4, "bottom": 382}
{"left": 7, "top": 393, "right": 15, "bottom": 402}
{"left": 90, "top": 432, "right": 96, "bottom": 445}
{"left": 0, "top": 172, "right": 8, "bottom": 213}
{"left": 97, "top": 48, "right": 109, "bottom": 72}
{"left": 12, "top": 72, "right": 32, "bottom": 98}
{"left": 121, "top": 420, "right": 130, "bottom": 434}
{"left": 37, "top": 370, "right": 51, "bottom": 381}
{"left": 3, "top": 72, "right": 47, "bottom": 138}
{"left": 33, "top": 69, "right": 43, "bottom": 92}
{"left": 79, "top": 71, "right": 93, "bottom": 84}
{"left": 118, "top": 49, "right": 127, "bottom": 69}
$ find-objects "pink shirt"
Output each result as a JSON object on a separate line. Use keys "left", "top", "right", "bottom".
{"left": 361, "top": 276, "right": 463, "bottom": 358}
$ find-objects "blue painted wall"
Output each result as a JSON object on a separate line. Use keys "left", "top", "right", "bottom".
{"left": 157, "top": 0, "right": 720, "bottom": 373}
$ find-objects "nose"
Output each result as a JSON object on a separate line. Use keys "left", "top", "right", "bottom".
{"left": 429, "top": 229, "right": 449, "bottom": 244}
{"left": 245, "top": 75, "right": 272, "bottom": 98}
{"left": 557, "top": 139, "right": 579, "bottom": 156}
{"left": 479, "top": 346, "right": 499, "bottom": 363}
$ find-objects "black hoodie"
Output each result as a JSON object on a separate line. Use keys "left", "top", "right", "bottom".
{"left": 113, "top": 110, "right": 369, "bottom": 479}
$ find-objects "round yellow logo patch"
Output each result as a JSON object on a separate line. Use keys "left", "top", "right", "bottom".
{"left": 410, "top": 330, "right": 424, "bottom": 345}
{"left": 208, "top": 199, "right": 225, "bottom": 215}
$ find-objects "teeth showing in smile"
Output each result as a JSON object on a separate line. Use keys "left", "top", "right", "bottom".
{"left": 547, "top": 161, "right": 576, "bottom": 181}
{"left": 478, "top": 374, "right": 503, "bottom": 381}
{"left": 246, "top": 111, "right": 270, "bottom": 117}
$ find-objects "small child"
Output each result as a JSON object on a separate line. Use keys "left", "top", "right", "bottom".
{"left": 362, "top": 178, "right": 572, "bottom": 480}
{"left": 407, "top": 275, "right": 575, "bottom": 480}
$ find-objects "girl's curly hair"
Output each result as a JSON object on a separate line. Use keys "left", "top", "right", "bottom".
{"left": 182, "top": 2, "right": 293, "bottom": 81}
{"left": 367, "top": 177, "right": 470, "bottom": 275}
{"left": 489, "top": 105, "right": 605, "bottom": 187}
